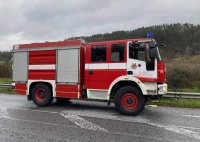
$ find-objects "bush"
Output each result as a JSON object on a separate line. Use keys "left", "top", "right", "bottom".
{"left": 166, "top": 56, "right": 200, "bottom": 90}
{"left": 0, "top": 61, "right": 12, "bottom": 78}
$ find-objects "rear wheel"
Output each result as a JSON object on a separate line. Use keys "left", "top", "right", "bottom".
{"left": 31, "top": 83, "right": 53, "bottom": 107}
{"left": 114, "top": 86, "right": 145, "bottom": 115}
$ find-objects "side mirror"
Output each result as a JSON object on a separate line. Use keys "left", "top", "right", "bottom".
{"left": 146, "top": 59, "right": 155, "bottom": 71}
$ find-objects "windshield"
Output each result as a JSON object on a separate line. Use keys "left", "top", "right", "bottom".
{"left": 129, "top": 41, "right": 161, "bottom": 61}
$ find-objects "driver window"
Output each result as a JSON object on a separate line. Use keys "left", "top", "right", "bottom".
{"left": 91, "top": 45, "right": 106, "bottom": 62}
{"left": 111, "top": 43, "right": 124, "bottom": 62}
{"left": 129, "top": 45, "right": 145, "bottom": 61}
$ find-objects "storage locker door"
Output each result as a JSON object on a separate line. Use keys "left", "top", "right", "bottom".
{"left": 13, "top": 52, "right": 28, "bottom": 82}
{"left": 57, "top": 49, "right": 79, "bottom": 83}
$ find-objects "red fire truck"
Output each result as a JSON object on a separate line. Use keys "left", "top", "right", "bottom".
{"left": 12, "top": 38, "right": 167, "bottom": 115}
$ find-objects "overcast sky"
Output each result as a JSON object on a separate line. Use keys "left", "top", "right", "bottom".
{"left": 0, "top": 0, "right": 200, "bottom": 51}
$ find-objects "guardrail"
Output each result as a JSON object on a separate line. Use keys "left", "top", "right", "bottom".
{"left": 0, "top": 83, "right": 12, "bottom": 88}
{"left": 165, "top": 92, "right": 200, "bottom": 99}
{"left": 0, "top": 84, "right": 200, "bottom": 99}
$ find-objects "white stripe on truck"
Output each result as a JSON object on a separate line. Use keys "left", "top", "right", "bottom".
{"left": 85, "top": 63, "right": 126, "bottom": 70}
{"left": 29, "top": 65, "right": 56, "bottom": 70}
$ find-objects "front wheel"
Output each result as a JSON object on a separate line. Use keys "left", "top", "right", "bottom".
{"left": 31, "top": 83, "right": 53, "bottom": 107}
{"left": 114, "top": 86, "right": 145, "bottom": 115}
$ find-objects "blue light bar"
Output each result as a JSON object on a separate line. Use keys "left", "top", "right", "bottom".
{"left": 147, "top": 32, "right": 153, "bottom": 38}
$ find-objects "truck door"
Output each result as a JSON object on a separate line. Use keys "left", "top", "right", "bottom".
{"left": 85, "top": 43, "right": 110, "bottom": 90}
{"left": 85, "top": 42, "right": 127, "bottom": 89}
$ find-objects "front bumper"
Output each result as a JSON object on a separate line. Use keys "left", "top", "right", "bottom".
{"left": 158, "top": 83, "right": 167, "bottom": 95}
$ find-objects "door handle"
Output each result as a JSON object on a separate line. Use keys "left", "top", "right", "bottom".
{"left": 127, "top": 71, "right": 133, "bottom": 75}
{"left": 89, "top": 71, "right": 94, "bottom": 75}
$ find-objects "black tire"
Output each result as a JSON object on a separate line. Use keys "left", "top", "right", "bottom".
{"left": 114, "top": 86, "right": 145, "bottom": 115}
{"left": 31, "top": 83, "right": 53, "bottom": 107}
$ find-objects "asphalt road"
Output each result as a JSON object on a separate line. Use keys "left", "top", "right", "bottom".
{"left": 0, "top": 94, "right": 200, "bottom": 142}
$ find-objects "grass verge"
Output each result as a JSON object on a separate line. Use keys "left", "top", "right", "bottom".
{"left": 0, "top": 88, "right": 14, "bottom": 94}
{"left": 0, "top": 78, "right": 11, "bottom": 84}
{"left": 168, "top": 88, "right": 200, "bottom": 93}
{"left": 150, "top": 98, "right": 200, "bottom": 109}
{"left": 0, "top": 78, "right": 13, "bottom": 94}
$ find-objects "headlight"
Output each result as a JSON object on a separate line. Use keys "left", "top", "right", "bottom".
{"left": 158, "top": 84, "right": 168, "bottom": 94}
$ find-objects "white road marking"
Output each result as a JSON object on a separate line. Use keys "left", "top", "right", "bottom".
{"left": 183, "top": 115, "right": 200, "bottom": 118}
{"left": 176, "top": 126, "right": 200, "bottom": 130}
{"left": 149, "top": 123, "right": 200, "bottom": 140}
{"left": 60, "top": 113, "right": 108, "bottom": 132}
{"left": 1, "top": 107, "right": 200, "bottom": 139}
{"left": 0, "top": 107, "right": 10, "bottom": 118}
{"left": 4, "top": 107, "right": 108, "bottom": 132}
{"left": 62, "top": 110, "right": 200, "bottom": 140}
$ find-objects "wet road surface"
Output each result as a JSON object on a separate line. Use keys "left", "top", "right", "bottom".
{"left": 0, "top": 94, "right": 200, "bottom": 142}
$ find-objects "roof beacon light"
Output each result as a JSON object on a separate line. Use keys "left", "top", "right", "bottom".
{"left": 147, "top": 32, "right": 153, "bottom": 38}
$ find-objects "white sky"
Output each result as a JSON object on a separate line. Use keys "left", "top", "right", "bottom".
{"left": 0, "top": 0, "right": 200, "bottom": 51}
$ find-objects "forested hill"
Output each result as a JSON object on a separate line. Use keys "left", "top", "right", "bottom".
{"left": 0, "top": 51, "right": 12, "bottom": 61}
{"left": 69, "top": 23, "right": 200, "bottom": 59}
{"left": 1, "top": 23, "right": 200, "bottom": 61}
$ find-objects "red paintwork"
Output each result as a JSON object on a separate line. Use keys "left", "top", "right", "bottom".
{"left": 19, "top": 40, "right": 82, "bottom": 49}
{"left": 56, "top": 84, "right": 79, "bottom": 99}
{"left": 56, "top": 92, "right": 78, "bottom": 98}
{"left": 85, "top": 70, "right": 126, "bottom": 89}
{"left": 56, "top": 84, "right": 79, "bottom": 92}
{"left": 79, "top": 46, "right": 85, "bottom": 98}
{"left": 157, "top": 61, "right": 166, "bottom": 82}
{"left": 121, "top": 93, "right": 139, "bottom": 110}
{"left": 35, "top": 88, "right": 47, "bottom": 102}
{"left": 56, "top": 84, "right": 79, "bottom": 98}
{"left": 29, "top": 70, "right": 56, "bottom": 80}
{"left": 29, "top": 50, "right": 56, "bottom": 65}
{"left": 15, "top": 83, "right": 27, "bottom": 95}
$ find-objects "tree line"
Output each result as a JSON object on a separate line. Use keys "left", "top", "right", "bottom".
{"left": 0, "top": 51, "right": 12, "bottom": 61}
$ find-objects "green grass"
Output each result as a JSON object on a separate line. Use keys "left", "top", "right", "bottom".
{"left": 0, "top": 78, "right": 13, "bottom": 94}
{"left": 0, "top": 61, "right": 4, "bottom": 64}
{"left": 150, "top": 98, "right": 200, "bottom": 109}
{"left": 0, "top": 88, "right": 14, "bottom": 94}
{"left": 0, "top": 78, "right": 11, "bottom": 84}
{"left": 168, "top": 87, "right": 200, "bottom": 93}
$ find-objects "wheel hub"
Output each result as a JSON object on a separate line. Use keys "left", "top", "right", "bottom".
{"left": 40, "top": 91, "right": 45, "bottom": 99}
{"left": 36, "top": 88, "right": 47, "bottom": 102}
{"left": 121, "top": 93, "right": 139, "bottom": 110}
{"left": 126, "top": 98, "right": 134, "bottom": 104}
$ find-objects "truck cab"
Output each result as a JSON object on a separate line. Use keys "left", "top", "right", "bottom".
{"left": 85, "top": 38, "right": 167, "bottom": 115}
